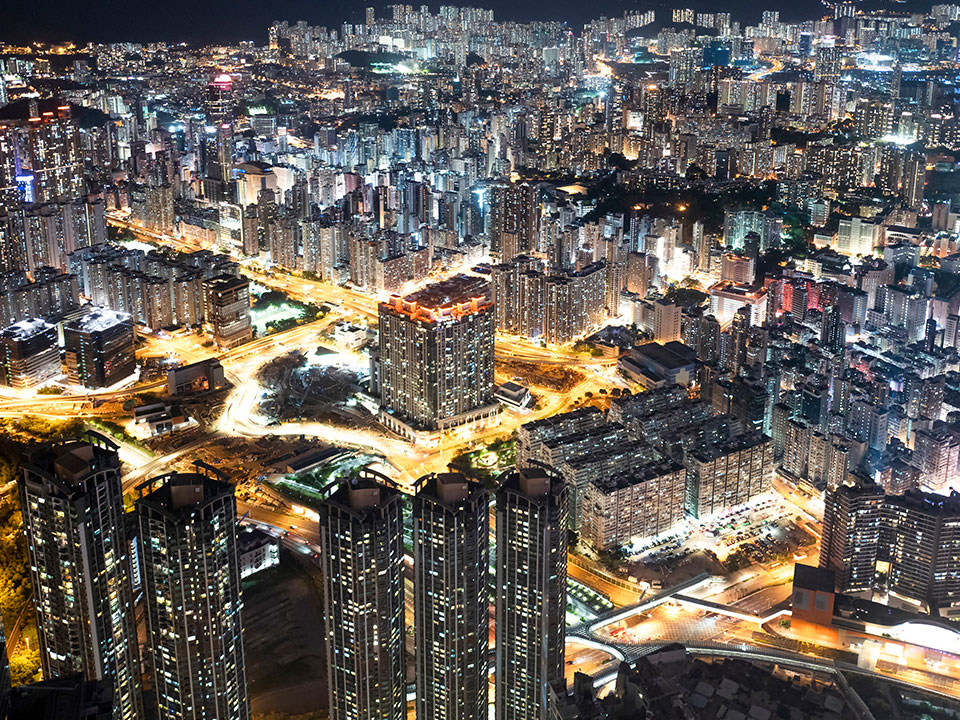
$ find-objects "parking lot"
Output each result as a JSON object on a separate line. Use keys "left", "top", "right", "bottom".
{"left": 619, "top": 493, "right": 818, "bottom": 585}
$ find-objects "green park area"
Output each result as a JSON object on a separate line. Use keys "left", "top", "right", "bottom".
{"left": 271, "top": 453, "right": 378, "bottom": 508}
{"left": 450, "top": 438, "right": 516, "bottom": 482}
{"left": 250, "top": 290, "right": 326, "bottom": 336}
{"left": 251, "top": 302, "right": 305, "bottom": 336}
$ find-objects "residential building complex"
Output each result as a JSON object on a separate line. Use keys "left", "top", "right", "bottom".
{"left": 377, "top": 274, "right": 497, "bottom": 438}
{"left": 413, "top": 472, "right": 490, "bottom": 720}
{"left": 495, "top": 466, "right": 568, "bottom": 720}
{"left": 135, "top": 465, "right": 249, "bottom": 720}
{"left": 19, "top": 432, "right": 143, "bottom": 720}
{"left": 317, "top": 472, "right": 406, "bottom": 720}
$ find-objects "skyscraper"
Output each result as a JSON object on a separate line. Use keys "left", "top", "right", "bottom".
{"left": 318, "top": 470, "right": 405, "bottom": 720}
{"left": 668, "top": 46, "right": 703, "bottom": 86}
{"left": 135, "top": 463, "right": 249, "bottom": 720}
{"left": 495, "top": 466, "right": 568, "bottom": 720}
{"left": 885, "top": 490, "right": 960, "bottom": 606}
{"left": 202, "top": 74, "right": 235, "bottom": 202}
{"left": 903, "top": 151, "right": 926, "bottom": 209}
{"left": 490, "top": 182, "right": 538, "bottom": 261}
{"left": 62, "top": 308, "right": 136, "bottom": 389}
{"left": 377, "top": 274, "right": 497, "bottom": 438}
{"left": 0, "top": 318, "right": 61, "bottom": 390}
{"left": 814, "top": 45, "right": 843, "bottom": 81}
{"left": 0, "top": 101, "right": 84, "bottom": 211}
{"left": 204, "top": 124, "right": 234, "bottom": 202}
{"left": 19, "top": 432, "right": 143, "bottom": 720}
{"left": 819, "top": 478, "right": 885, "bottom": 594}
{"left": 817, "top": 484, "right": 960, "bottom": 610}
{"left": 821, "top": 304, "right": 846, "bottom": 353}
{"left": 202, "top": 274, "right": 253, "bottom": 349}
{"left": 413, "top": 472, "right": 490, "bottom": 720}
{"left": 652, "top": 299, "right": 682, "bottom": 343}
{"left": 206, "top": 74, "right": 234, "bottom": 127}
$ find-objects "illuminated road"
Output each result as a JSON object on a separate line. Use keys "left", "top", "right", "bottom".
{"left": 101, "top": 215, "right": 625, "bottom": 483}
{"left": 748, "top": 56, "right": 784, "bottom": 81}
{"left": 107, "top": 213, "right": 618, "bottom": 368}
{"left": 239, "top": 501, "right": 321, "bottom": 545}
{"left": 0, "top": 378, "right": 167, "bottom": 412}
{"left": 213, "top": 322, "right": 612, "bottom": 492}
{"left": 198, "top": 309, "right": 425, "bottom": 488}
{"left": 121, "top": 434, "right": 221, "bottom": 490}
{"left": 0, "top": 313, "right": 339, "bottom": 417}
{"left": 217, "top": 363, "right": 420, "bottom": 484}
{"left": 564, "top": 641, "right": 619, "bottom": 683}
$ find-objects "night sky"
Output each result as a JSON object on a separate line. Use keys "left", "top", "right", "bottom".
{"left": 0, "top": 0, "right": 930, "bottom": 45}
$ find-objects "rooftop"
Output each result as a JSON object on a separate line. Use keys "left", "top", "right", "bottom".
{"left": 619, "top": 648, "right": 853, "bottom": 720}
{"left": 564, "top": 440, "right": 659, "bottom": 471}
{"left": 709, "top": 282, "right": 768, "bottom": 300}
{"left": 382, "top": 274, "right": 492, "bottom": 322}
{"left": 238, "top": 525, "right": 279, "bottom": 553}
{"left": 691, "top": 432, "right": 771, "bottom": 462}
{"left": 0, "top": 318, "right": 55, "bottom": 340}
{"left": 137, "top": 463, "right": 233, "bottom": 513}
{"left": 64, "top": 307, "right": 131, "bottom": 334}
{"left": 521, "top": 406, "right": 602, "bottom": 432}
{"left": 543, "top": 422, "right": 626, "bottom": 450}
{"left": 326, "top": 470, "right": 403, "bottom": 513}
{"left": 886, "top": 488, "right": 960, "bottom": 516}
{"left": 26, "top": 432, "right": 120, "bottom": 489}
{"left": 204, "top": 274, "right": 249, "bottom": 290}
{"left": 400, "top": 273, "right": 490, "bottom": 308}
{"left": 634, "top": 342, "right": 698, "bottom": 371}
{"left": 417, "top": 471, "right": 487, "bottom": 505}
{"left": 501, "top": 466, "right": 563, "bottom": 499}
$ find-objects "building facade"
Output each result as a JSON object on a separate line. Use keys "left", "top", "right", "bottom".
{"left": 413, "top": 472, "right": 490, "bottom": 720}
{"left": 318, "top": 472, "right": 406, "bottom": 720}
{"left": 202, "top": 274, "right": 252, "bottom": 348}
{"left": 684, "top": 433, "right": 774, "bottom": 518}
{"left": 819, "top": 480, "right": 885, "bottom": 595}
{"left": 20, "top": 432, "right": 144, "bottom": 720}
{"left": 377, "top": 274, "right": 497, "bottom": 437}
{"left": 136, "top": 465, "right": 249, "bottom": 720}
{"left": 581, "top": 460, "right": 687, "bottom": 549}
{"left": 0, "top": 318, "right": 60, "bottom": 389}
{"left": 62, "top": 307, "right": 136, "bottom": 388}
{"left": 495, "top": 466, "right": 568, "bottom": 720}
